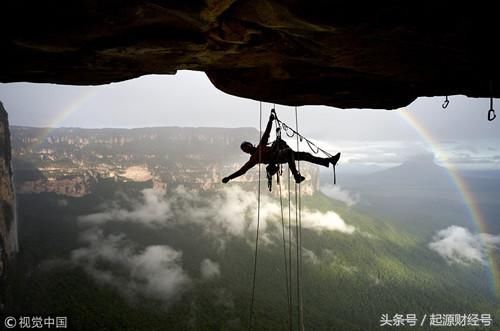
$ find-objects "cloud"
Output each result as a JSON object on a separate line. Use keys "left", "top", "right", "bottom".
{"left": 71, "top": 185, "right": 355, "bottom": 305}
{"left": 71, "top": 228, "right": 190, "bottom": 302}
{"left": 78, "top": 186, "right": 355, "bottom": 239}
{"left": 302, "top": 248, "right": 320, "bottom": 265}
{"left": 200, "top": 259, "right": 221, "bottom": 279}
{"left": 78, "top": 189, "right": 172, "bottom": 226}
{"left": 301, "top": 209, "right": 355, "bottom": 234}
{"left": 429, "top": 226, "right": 500, "bottom": 265}
{"left": 320, "top": 185, "right": 360, "bottom": 206}
{"left": 329, "top": 140, "right": 500, "bottom": 172}
{"left": 445, "top": 153, "right": 497, "bottom": 165}
{"left": 333, "top": 141, "right": 429, "bottom": 167}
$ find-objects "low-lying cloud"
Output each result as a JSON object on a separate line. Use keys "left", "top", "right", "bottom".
{"left": 301, "top": 209, "right": 355, "bottom": 233}
{"left": 320, "top": 185, "right": 360, "bottom": 207}
{"left": 73, "top": 186, "right": 355, "bottom": 302}
{"left": 200, "top": 259, "right": 221, "bottom": 279}
{"left": 71, "top": 228, "right": 190, "bottom": 302}
{"left": 302, "top": 248, "right": 320, "bottom": 265}
{"left": 79, "top": 189, "right": 172, "bottom": 226}
{"left": 429, "top": 226, "right": 500, "bottom": 265}
{"left": 78, "top": 186, "right": 355, "bottom": 238}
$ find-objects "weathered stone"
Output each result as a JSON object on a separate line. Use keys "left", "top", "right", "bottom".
{"left": 0, "top": 102, "right": 17, "bottom": 284}
{"left": 1, "top": 1, "right": 500, "bottom": 109}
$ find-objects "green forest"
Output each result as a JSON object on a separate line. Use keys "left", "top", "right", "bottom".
{"left": 4, "top": 179, "right": 499, "bottom": 330}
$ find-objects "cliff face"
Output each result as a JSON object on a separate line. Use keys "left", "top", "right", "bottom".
{"left": 0, "top": 102, "right": 18, "bottom": 280}
{"left": 11, "top": 126, "right": 320, "bottom": 196}
{"left": 1, "top": 2, "right": 500, "bottom": 109}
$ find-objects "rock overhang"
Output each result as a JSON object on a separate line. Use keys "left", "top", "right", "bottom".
{"left": 1, "top": 1, "right": 500, "bottom": 109}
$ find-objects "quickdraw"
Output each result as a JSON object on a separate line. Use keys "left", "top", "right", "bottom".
{"left": 442, "top": 95, "right": 449, "bottom": 109}
{"left": 488, "top": 97, "right": 496, "bottom": 121}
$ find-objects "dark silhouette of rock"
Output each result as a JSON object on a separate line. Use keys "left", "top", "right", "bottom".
{"left": 2, "top": 2, "right": 500, "bottom": 109}
{"left": 0, "top": 102, "right": 17, "bottom": 285}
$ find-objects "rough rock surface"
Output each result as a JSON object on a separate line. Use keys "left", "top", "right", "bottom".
{"left": 0, "top": 102, "right": 17, "bottom": 282}
{"left": 1, "top": 1, "right": 500, "bottom": 109}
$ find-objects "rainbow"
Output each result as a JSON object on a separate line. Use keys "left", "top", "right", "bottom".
{"left": 31, "top": 87, "right": 101, "bottom": 148}
{"left": 400, "top": 109, "right": 500, "bottom": 296}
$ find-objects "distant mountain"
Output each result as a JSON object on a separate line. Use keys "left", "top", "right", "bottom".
{"left": 10, "top": 126, "right": 321, "bottom": 196}
{"left": 11, "top": 126, "right": 260, "bottom": 164}
{"left": 340, "top": 153, "right": 456, "bottom": 198}
{"left": 333, "top": 154, "right": 474, "bottom": 233}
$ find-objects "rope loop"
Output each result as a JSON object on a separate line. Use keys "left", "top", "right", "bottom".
{"left": 306, "top": 139, "right": 320, "bottom": 154}
{"left": 283, "top": 124, "right": 295, "bottom": 138}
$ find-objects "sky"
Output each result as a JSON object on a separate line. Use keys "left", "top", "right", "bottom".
{"left": 0, "top": 70, "right": 499, "bottom": 170}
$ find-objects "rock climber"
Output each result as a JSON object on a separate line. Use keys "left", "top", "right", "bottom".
{"left": 222, "top": 111, "right": 340, "bottom": 184}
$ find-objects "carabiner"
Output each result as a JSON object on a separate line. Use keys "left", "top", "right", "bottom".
{"left": 442, "top": 96, "right": 449, "bottom": 109}
{"left": 488, "top": 108, "right": 496, "bottom": 121}
{"left": 488, "top": 96, "right": 496, "bottom": 121}
{"left": 275, "top": 125, "right": 281, "bottom": 137}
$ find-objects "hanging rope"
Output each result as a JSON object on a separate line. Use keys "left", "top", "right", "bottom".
{"left": 251, "top": 106, "right": 341, "bottom": 330}
{"left": 295, "top": 106, "right": 305, "bottom": 331}
{"left": 248, "top": 101, "right": 263, "bottom": 331}
{"left": 278, "top": 165, "right": 292, "bottom": 331}
{"left": 273, "top": 106, "right": 291, "bottom": 327}
{"left": 287, "top": 166, "right": 293, "bottom": 330}
{"left": 276, "top": 107, "right": 292, "bottom": 331}
{"left": 333, "top": 164, "right": 336, "bottom": 185}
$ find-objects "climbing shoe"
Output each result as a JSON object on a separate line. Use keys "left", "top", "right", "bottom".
{"left": 294, "top": 173, "right": 305, "bottom": 184}
{"left": 330, "top": 152, "right": 341, "bottom": 167}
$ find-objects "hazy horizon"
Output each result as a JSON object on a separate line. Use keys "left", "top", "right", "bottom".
{"left": 1, "top": 70, "right": 499, "bottom": 171}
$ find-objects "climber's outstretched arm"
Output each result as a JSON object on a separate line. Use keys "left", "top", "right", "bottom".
{"left": 222, "top": 160, "right": 256, "bottom": 183}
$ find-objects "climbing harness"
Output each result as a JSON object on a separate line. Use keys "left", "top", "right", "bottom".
{"left": 266, "top": 109, "right": 288, "bottom": 191}
{"left": 266, "top": 163, "right": 280, "bottom": 191}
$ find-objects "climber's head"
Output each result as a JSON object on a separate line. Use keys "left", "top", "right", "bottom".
{"left": 240, "top": 141, "right": 255, "bottom": 154}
